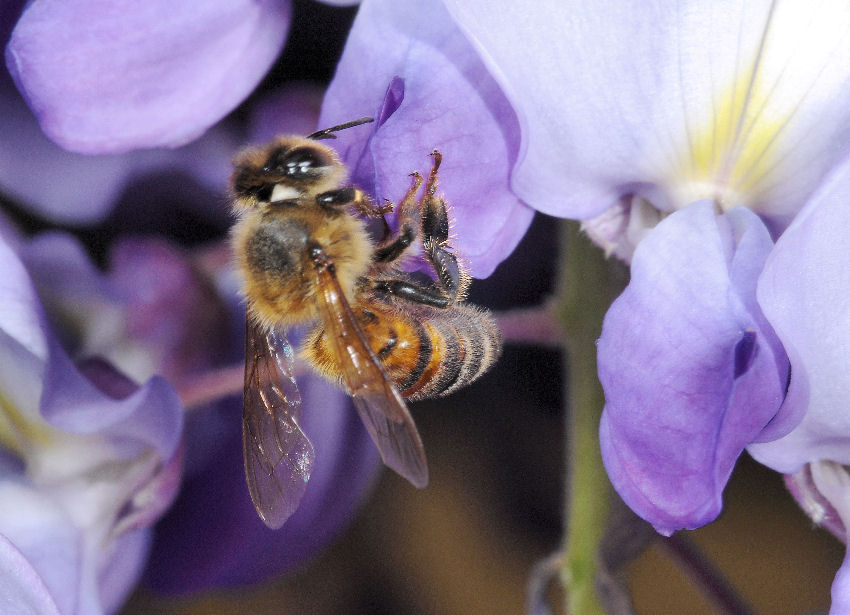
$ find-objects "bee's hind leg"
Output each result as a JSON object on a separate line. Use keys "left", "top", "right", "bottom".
{"left": 370, "top": 150, "right": 469, "bottom": 305}
{"left": 419, "top": 150, "right": 469, "bottom": 304}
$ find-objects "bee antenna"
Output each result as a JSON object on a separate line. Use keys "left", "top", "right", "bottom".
{"left": 307, "top": 117, "right": 374, "bottom": 140}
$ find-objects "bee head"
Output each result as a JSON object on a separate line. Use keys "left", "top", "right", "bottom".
{"left": 230, "top": 118, "right": 373, "bottom": 212}
{"left": 230, "top": 138, "right": 346, "bottom": 211}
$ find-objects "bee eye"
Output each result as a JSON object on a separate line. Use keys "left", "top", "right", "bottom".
{"left": 263, "top": 147, "right": 331, "bottom": 180}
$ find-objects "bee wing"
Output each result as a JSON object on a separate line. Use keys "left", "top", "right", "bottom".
{"left": 312, "top": 264, "right": 429, "bottom": 488}
{"left": 243, "top": 317, "right": 317, "bottom": 529}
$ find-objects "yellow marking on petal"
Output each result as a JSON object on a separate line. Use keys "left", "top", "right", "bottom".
{"left": 685, "top": 58, "right": 789, "bottom": 210}
{"left": 0, "top": 392, "right": 55, "bottom": 458}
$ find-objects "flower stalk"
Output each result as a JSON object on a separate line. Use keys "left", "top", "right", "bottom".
{"left": 556, "top": 220, "right": 626, "bottom": 614}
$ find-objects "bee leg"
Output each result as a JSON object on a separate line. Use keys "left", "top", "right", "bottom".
{"left": 348, "top": 189, "right": 394, "bottom": 218}
{"left": 373, "top": 279, "right": 451, "bottom": 309}
{"left": 372, "top": 171, "right": 424, "bottom": 264}
{"left": 420, "top": 150, "right": 470, "bottom": 303}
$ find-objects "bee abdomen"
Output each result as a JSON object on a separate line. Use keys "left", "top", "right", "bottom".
{"left": 403, "top": 306, "right": 502, "bottom": 401}
{"left": 303, "top": 304, "right": 501, "bottom": 402}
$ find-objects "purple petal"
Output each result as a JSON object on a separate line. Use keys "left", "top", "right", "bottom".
{"left": 785, "top": 466, "right": 845, "bottom": 543}
{"left": 444, "top": 0, "right": 850, "bottom": 227}
{"left": 12, "top": 233, "right": 185, "bottom": 464}
{"left": 598, "top": 202, "right": 788, "bottom": 534}
{"left": 98, "top": 530, "right": 151, "bottom": 614}
{"left": 22, "top": 233, "right": 230, "bottom": 385}
{"left": 808, "top": 462, "right": 850, "bottom": 615}
{"left": 0, "top": 480, "right": 152, "bottom": 615}
{"left": 0, "top": 230, "right": 46, "bottom": 362}
{"left": 0, "top": 481, "right": 82, "bottom": 614}
{"left": 0, "top": 83, "right": 138, "bottom": 224}
{"left": 108, "top": 237, "right": 228, "bottom": 380}
{"left": 0, "top": 78, "right": 241, "bottom": 224}
{"left": 6, "top": 0, "right": 291, "bottom": 153}
{"left": 320, "top": 0, "right": 531, "bottom": 278}
{"left": 749, "top": 158, "right": 850, "bottom": 471}
{"left": 41, "top": 343, "right": 183, "bottom": 463}
{"left": 0, "top": 533, "right": 60, "bottom": 615}
{"left": 0, "top": 232, "right": 184, "bottom": 613}
{"left": 146, "top": 376, "right": 380, "bottom": 593}
{"left": 249, "top": 83, "right": 325, "bottom": 144}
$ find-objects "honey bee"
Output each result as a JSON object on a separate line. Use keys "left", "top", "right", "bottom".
{"left": 230, "top": 118, "right": 502, "bottom": 528}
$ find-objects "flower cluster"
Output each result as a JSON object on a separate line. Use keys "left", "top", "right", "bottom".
{"left": 428, "top": 0, "right": 850, "bottom": 610}
{"left": 4, "top": 0, "right": 850, "bottom": 611}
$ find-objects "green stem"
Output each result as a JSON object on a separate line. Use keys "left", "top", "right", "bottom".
{"left": 556, "top": 220, "right": 627, "bottom": 614}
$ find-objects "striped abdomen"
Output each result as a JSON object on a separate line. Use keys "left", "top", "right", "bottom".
{"left": 306, "top": 302, "right": 502, "bottom": 401}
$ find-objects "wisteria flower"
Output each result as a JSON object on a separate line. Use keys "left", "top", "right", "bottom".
{"left": 0, "top": 232, "right": 184, "bottom": 614}
{"left": 15, "top": 229, "right": 384, "bottom": 594}
{"left": 0, "top": 1, "right": 288, "bottom": 224}
{"left": 320, "top": 0, "right": 533, "bottom": 278}
{"left": 5, "top": 0, "right": 291, "bottom": 154}
{"left": 436, "top": 0, "right": 850, "bottom": 531}
{"left": 444, "top": 0, "right": 850, "bottom": 234}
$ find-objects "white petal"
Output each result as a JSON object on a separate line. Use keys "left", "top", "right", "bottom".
{"left": 445, "top": 0, "right": 850, "bottom": 225}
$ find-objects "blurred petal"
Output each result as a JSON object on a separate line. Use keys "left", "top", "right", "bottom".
{"left": 0, "top": 83, "right": 136, "bottom": 224}
{"left": 445, "top": 0, "right": 850, "bottom": 227}
{"left": 0, "top": 533, "right": 60, "bottom": 615}
{"left": 581, "top": 195, "right": 662, "bottom": 263}
{"left": 598, "top": 202, "right": 787, "bottom": 533}
{"left": 0, "top": 79, "right": 240, "bottom": 224}
{"left": 320, "top": 0, "right": 531, "bottom": 277}
{"left": 6, "top": 0, "right": 290, "bottom": 153}
{"left": 0, "top": 228, "right": 45, "bottom": 362}
{"left": 785, "top": 465, "right": 845, "bottom": 543}
{"left": 0, "top": 230, "right": 184, "bottom": 613}
{"left": 248, "top": 83, "right": 324, "bottom": 144}
{"left": 22, "top": 233, "right": 230, "bottom": 385}
{"left": 809, "top": 462, "right": 850, "bottom": 614}
{"left": 147, "top": 376, "right": 379, "bottom": 593}
{"left": 98, "top": 530, "right": 151, "bottom": 614}
{"left": 749, "top": 158, "right": 850, "bottom": 471}
{"left": 107, "top": 237, "right": 228, "bottom": 381}
{"left": 0, "top": 482, "right": 79, "bottom": 614}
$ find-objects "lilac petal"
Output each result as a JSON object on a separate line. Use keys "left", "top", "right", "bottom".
{"left": 0, "top": 481, "right": 81, "bottom": 614}
{"left": 445, "top": 0, "right": 850, "bottom": 226}
{"left": 749, "top": 158, "right": 850, "bottom": 471}
{"left": 10, "top": 235, "right": 185, "bottom": 464}
{"left": 41, "top": 343, "right": 183, "bottom": 462}
{"left": 598, "top": 202, "right": 787, "bottom": 534}
{"left": 146, "top": 376, "right": 380, "bottom": 593}
{"left": 0, "top": 84, "right": 139, "bottom": 224}
{"left": 0, "top": 479, "right": 152, "bottom": 615}
{"left": 249, "top": 83, "right": 324, "bottom": 144}
{"left": 0, "top": 78, "right": 241, "bottom": 224}
{"left": 320, "top": 0, "right": 531, "bottom": 278}
{"left": 0, "top": 232, "right": 46, "bottom": 362}
{"left": 785, "top": 466, "right": 845, "bottom": 543}
{"left": 22, "top": 233, "right": 230, "bottom": 386}
{"left": 6, "top": 0, "right": 290, "bottom": 153}
{"left": 809, "top": 462, "right": 850, "bottom": 615}
{"left": 98, "top": 530, "right": 151, "bottom": 614}
{"left": 0, "top": 533, "right": 60, "bottom": 615}
{"left": 108, "top": 236, "right": 228, "bottom": 381}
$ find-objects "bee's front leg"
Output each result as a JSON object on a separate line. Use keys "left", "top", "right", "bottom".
{"left": 372, "top": 171, "right": 424, "bottom": 264}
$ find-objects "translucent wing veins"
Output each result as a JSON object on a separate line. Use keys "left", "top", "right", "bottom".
{"left": 243, "top": 318, "right": 316, "bottom": 529}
